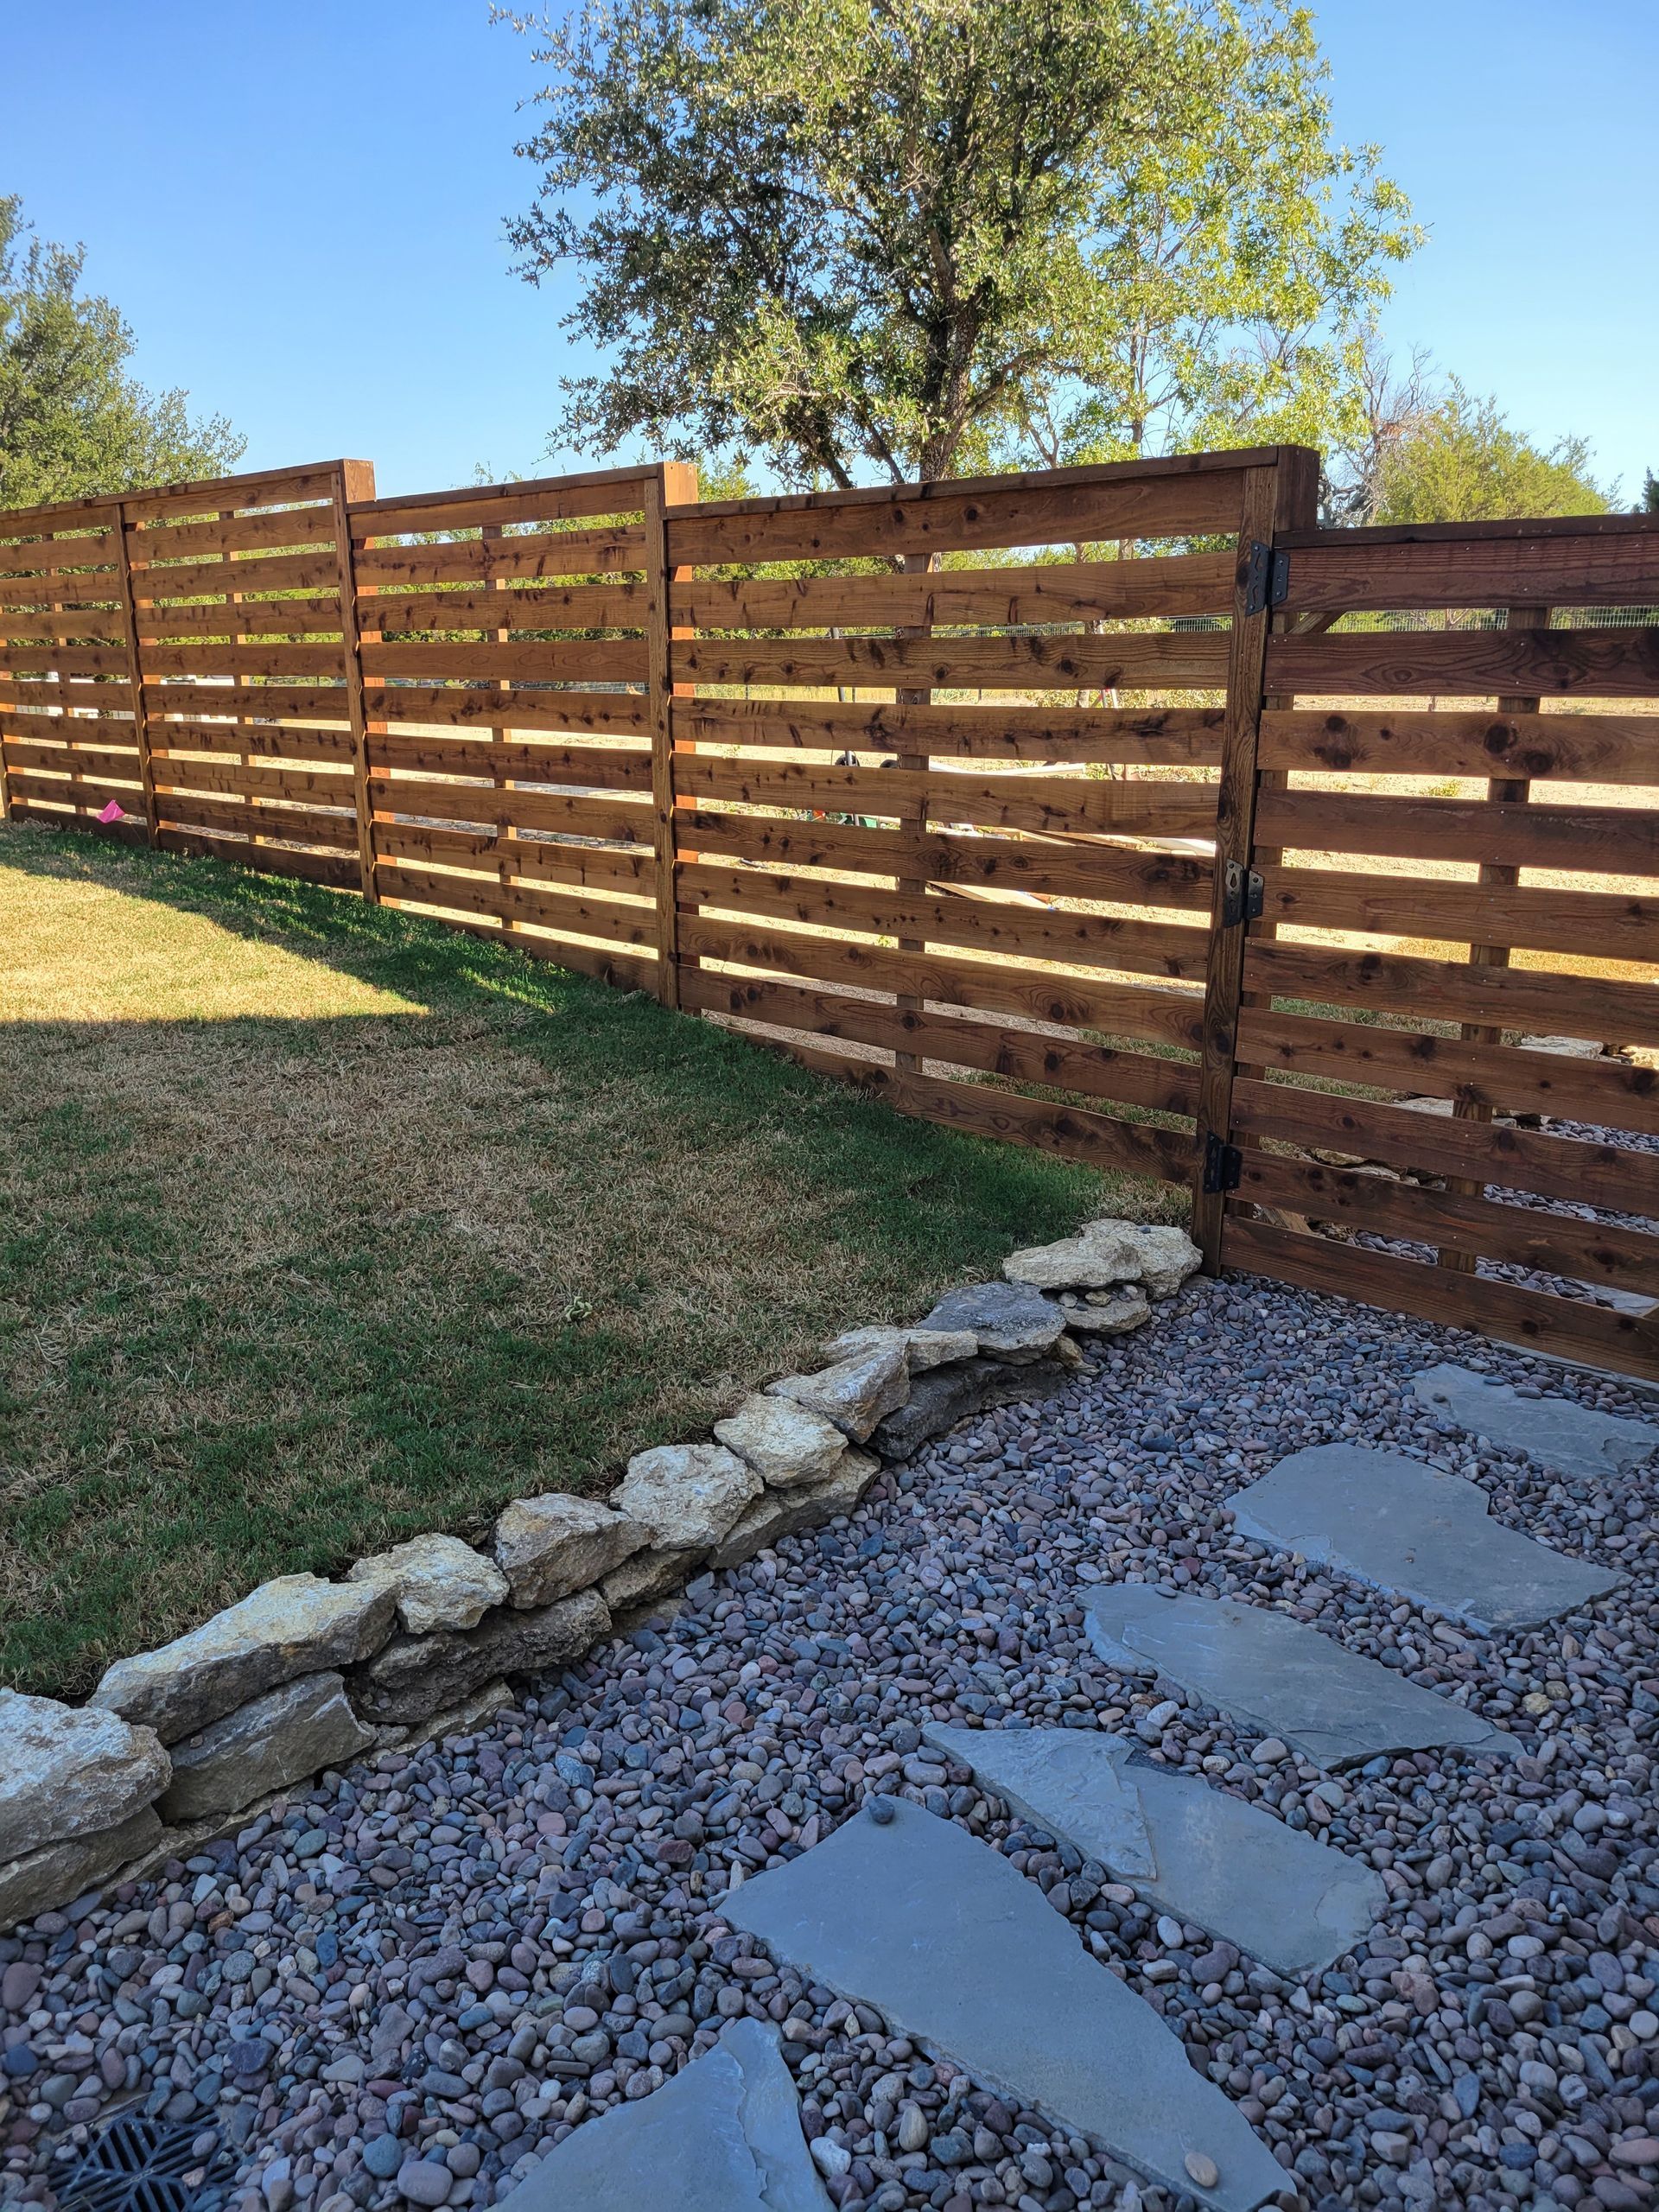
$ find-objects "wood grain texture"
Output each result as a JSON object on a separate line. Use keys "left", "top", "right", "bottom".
{"left": 671, "top": 628, "right": 1229, "bottom": 692}
{"left": 1259, "top": 707, "right": 1659, "bottom": 785}
{"left": 1268, "top": 627, "right": 1659, "bottom": 700}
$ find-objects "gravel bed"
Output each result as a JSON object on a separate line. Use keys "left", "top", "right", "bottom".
{"left": 3, "top": 1274, "right": 1656, "bottom": 2212}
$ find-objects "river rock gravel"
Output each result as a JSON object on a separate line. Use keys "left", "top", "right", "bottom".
{"left": 3, "top": 1274, "right": 1656, "bottom": 2212}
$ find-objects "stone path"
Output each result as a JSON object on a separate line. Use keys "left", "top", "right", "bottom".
{"left": 726, "top": 1798, "right": 1287, "bottom": 2212}
{"left": 1411, "top": 1361, "right": 1659, "bottom": 1480}
{"left": 6, "top": 1291, "right": 1658, "bottom": 2212}
{"left": 1226, "top": 1445, "right": 1622, "bottom": 1634}
{"left": 921, "top": 1726, "right": 1385, "bottom": 1979}
{"left": 501, "top": 2019, "right": 827, "bottom": 2210}
{"left": 1083, "top": 1586, "right": 1515, "bottom": 1769}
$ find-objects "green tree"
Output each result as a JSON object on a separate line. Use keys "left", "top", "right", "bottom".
{"left": 1374, "top": 378, "right": 1611, "bottom": 524}
{"left": 502, "top": 0, "right": 1418, "bottom": 487}
{"left": 1641, "top": 469, "right": 1659, "bottom": 516}
{"left": 0, "top": 195, "right": 243, "bottom": 512}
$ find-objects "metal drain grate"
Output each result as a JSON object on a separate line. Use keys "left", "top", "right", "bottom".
{"left": 58, "top": 2115, "right": 213, "bottom": 2212}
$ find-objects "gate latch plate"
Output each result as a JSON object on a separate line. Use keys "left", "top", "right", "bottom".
{"left": 1221, "top": 861, "right": 1265, "bottom": 928}
{"left": 1242, "top": 541, "right": 1290, "bottom": 617}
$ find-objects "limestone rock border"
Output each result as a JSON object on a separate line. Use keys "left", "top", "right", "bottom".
{"left": 0, "top": 1219, "right": 1197, "bottom": 1931}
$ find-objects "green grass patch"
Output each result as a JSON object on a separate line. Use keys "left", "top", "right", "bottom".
{"left": 0, "top": 821, "right": 1175, "bottom": 1696}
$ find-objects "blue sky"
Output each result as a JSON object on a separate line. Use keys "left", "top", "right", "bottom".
{"left": 6, "top": 1, "right": 1656, "bottom": 501}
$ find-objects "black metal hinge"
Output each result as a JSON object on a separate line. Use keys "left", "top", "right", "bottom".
{"left": 1242, "top": 541, "right": 1290, "bottom": 618}
{"left": 1202, "top": 1131, "right": 1243, "bottom": 1195}
{"left": 1221, "top": 860, "right": 1265, "bottom": 928}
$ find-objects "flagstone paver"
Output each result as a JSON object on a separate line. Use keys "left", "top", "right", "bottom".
{"left": 496, "top": 2018, "right": 829, "bottom": 2212}
{"left": 727, "top": 1797, "right": 1287, "bottom": 2212}
{"left": 925, "top": 1725, "right": 1386, "bottom": 1976}
{"left": 1411, "top": 1361, "right": 1659, "bottom": 1479}
{"left": 1084, "top": 1586, "right": 1514, "bottom": 1769}
{"left": 1226, "top": 1444, "right": 1621, "bottom": 1632}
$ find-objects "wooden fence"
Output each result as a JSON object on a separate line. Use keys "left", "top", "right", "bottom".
{"left": 3, "top": 453, "right": 1657, "bottom": 1377}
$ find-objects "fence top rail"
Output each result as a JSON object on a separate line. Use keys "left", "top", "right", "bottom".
{"left": 1277, "top": 511, "right": 1659, "bottom": 552}
{"left": 346, "top": 461, "right": 666, "bottom": 525}
{"left": 664, "top": 444, "right": 1313, "bottom": 523}
{"left": 0, "top": 461, "right": 365, "bottom": 537}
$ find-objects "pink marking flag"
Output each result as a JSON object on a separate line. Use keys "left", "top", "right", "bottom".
{"left": 97, "top": 800, "right": 124, "bottom": 824}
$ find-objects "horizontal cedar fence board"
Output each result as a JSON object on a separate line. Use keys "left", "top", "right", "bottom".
{"left": 143, "top": 683, "right": 348, "bottom": 721}
{"left": 367, "top": 730, "right": 651, "bottom": 782}
{"left": 673, "top": 553, "right": 1237, "bottom": 629}
{"left": 130, "top": 508, "right": 338, "bottom": 563}
{"left": 1244, "top": 938, "right": 1659, "bottom": 1049}
{"left": 683, "top": 969, "right": 1199, "bottom": 1116}
{"left": 3, "top": 742, "right": 143, "bottom": 780}
{"left": 1255, "top": 788, "right": 1659, "bottom": 875}
{"left": 153, "top": 796, "right": 359, "bottom": 849}
{"left": 1222, "top": 1215, "right": 1659, "bottom": 1384}
{"left": 428, "top": 913, "right": 655, "bottom": 993}
{"left": 681, "top": 914, "right": 1206, "bottom": 1048}
{"left": 1235, "top": 1151, "right": 1659, "bottom": 1294}
{"left": 1260, "top": 863, "right": 1659, "bottom": 963}
{"left": 0, "top": 533, "right": 115, "bottom": 575}
{"left": 1279, "top": 529, "right": 1659, "bottom": 611}
{"left": 353, "top": 527, "right": 646, "bottom": 589}
{"left": 156, "top": 826, "right": 360, "bottom": 885}
{"left": 0, "top": 611, "right": 129, "bottom": 645}
{"left": 360, "top": 639, "right": 646, "bottom": 683}
{"left": 353, "top": 581, "right": 648, "bottom": 632}
{"left": 153, "top": 758, "right": 354, "bottom": 804}
{"left": 372, "top": 751, "right": 649, "bottom": 794}
{"left": 138, "top": 601, "right": 346, "bottom": 641}
{"left": 364, "top": 686, "right": 649, "bottom": 736}
{"left": 676, "top": 808, "right": 1215, "bottom": 909}
{"left": 779, "top": 1039, "right": 1199, "bottom": 1185}
{"left": 10, "top": 769, "right": 135, "bottom": 812}
{"left": 0, "top": 645, "right": 137, "bottom": 679}
{"left": 2, "top": 709, "right": 137, "bottom": 744}
{"left": 674, "top": 757, "right": 1221, "bottom": 839}
{"left": 664, "top": 454, "right": 1277, "bottom": 565}
{"left": 1229, "top": 1076, "right": 1659, "bottom": 1216}
{"left": 671, "top": 630, "right": 1230, "bottom": 691}
{"left": 369, "top": 779, "right": 650, "bottom": 842}
{"left": 1259, "top": 708, "right": 1659, "bottom": 785}
{"left": 373, "top": 821, "right": 657, "bottom": 893}
{"left": 348, "top": 478, "right": 654, "bottom": 540}
{"left": 1267, "top": 628, "right": 1659, "bottom": 701}
{"left": 373, "top": 862, "right": 655, "bottom": 945}
{"left": 137, "top": 644, "right": 347, "bottom": 681}
{"left": 674, "top": 699, "right": 1226, "bottom": 765}
{"left": 148, "top": 720, "right": 354, "bottom": 761}
{"left": 118, "top": 466, "right": 349, "bottom": 527}
{"left": 0, "top": 569, "right": 123, "bottom": 610}
{"left": 1235, "top": 1004, "right": 1659, "bottom": 1135}
{"left": 677, "top": 861, "right": 1210, "bottom": 977}
{"left": 127, "top": 552, "right": 343, "bottom": 604}
{"left": 0, "top": 683, "right": 130, "bottom": 716}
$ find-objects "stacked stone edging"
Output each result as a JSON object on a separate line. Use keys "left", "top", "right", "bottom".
{"left": 0, "top": 1220, "right": 1202, "bottom": 1933}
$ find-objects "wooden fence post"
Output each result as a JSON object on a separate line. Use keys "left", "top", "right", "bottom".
{"left": 645, "top": 461, "right": 698, "bottom": 1008}
{"left": 1190, "top": 456, "right": 1308, "bottom": 1270}
{"left": 112, "top": 501, "right": 159, "bottom": 844}
{"left": 332, "top": 460, "right": 379, "bottom": 903}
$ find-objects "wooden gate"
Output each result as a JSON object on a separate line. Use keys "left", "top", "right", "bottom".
{"left": 1211, "top": 513, "right": 1659, "bottom": 1379}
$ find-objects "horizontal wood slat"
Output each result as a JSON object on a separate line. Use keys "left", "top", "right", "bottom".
{"left": 147, "top": 719, "right": 356, "bottom": 762}
{"left": 675, "top": 554, "right": 1236, "bottom": 630}
{"left": 674, "top": 756, "right": 1220, "bottom": 839}
{"left": 156, "top": 826, "right": 361, "bottom": 886}
{"left": 349, "top": 475, "right": 652, "bottom": 539}
{"left": 372, "top": 821, "right": 657, "bottom": 894}
{"left": 1268, "top": 628, "right": 1659, "bottom": 700}
{"left": 1222, "top": 1215, "right": 1659, "bottom": 1382}
{"left": 130, "top": 507, "right": 338, "bottom": 563}
{"left": 367, "top": 777, "right": 650, "bottom": 842}
{"left": 1243, "top": 938, "right": 1659, "bottom": 1050}
{"left": 152, "top": 757, "right": 355, "bottom": 805}
{"left": 151, "top": 793, "right": 359, "bottom": 848}
{"left": 366, "top": 730, "right": 651, "bottom": 784}
{"left": 142, "top": 683, "right": 351, "bottom": 723}
{"left": 672, "top": 629, "right": 1229, "bottom": 692}
{"left": 352, "top": 526, "right": 646, "bottom": 588}
{"left": 1260, "top": 864, "right": 1659, "bottom": 963}
{"left": 364, "top": 686, "right": 649, "bottom": 736}
{"left": 372, "top": 861, "right": 655, "bottom": 946}
{"left": 1259, "top": 708, "right": 1659, "bottom": 785}
{"left": 1280, "top": 530, "right": 1659, "bottom": 612}
{"left": 675, "top": 700, "right": 1227, "bottom": 764}
{"left": 1255, "top": 787, "right": 1659, "bottom": 875}
{"left": 353, "top": 580, "right": 647, "bottom": 633}
{"left": 361, "top": 638, "right": 647, "bottom": 683}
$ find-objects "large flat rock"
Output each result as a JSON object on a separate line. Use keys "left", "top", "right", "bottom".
{"left": 926, "top": 1726, "right": 1384, "bottom": 1977}
{"left": 1084, "top": 1587, "right": 1512, "bottom": 1770}
{"left": 728, "top": 1799, "right": 1285, "bottom": 2212}
{"left": 1411, "top": 1362, "right": 1659, "bottom": 1481}
{"left": 1228, "top": 1445, "right": 1621, "bottom": 1632}
{"left": 494, "top": 2019, "right": 828, "bottom": 2212}
{"left": 0, "top": 1690, "right": 169, "bottom": 1863}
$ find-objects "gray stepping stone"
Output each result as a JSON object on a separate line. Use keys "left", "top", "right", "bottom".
{"left": 1411, "top": 1362, "right": 1659, "bottom": 1481}
{"left": 728, "top": 1798, "right": 1286, "bottom": 2212}
{"left": 1227, "top": 1445, "right": 1620, "bottom": 1633}
{"left": 925, "top": 1726, "right": 1384, "bottom": 1977}
{"left": 495, "top": 2018, "right": 828, "bottom": 2212}
{"left": 1084, "top": 1586, "right": 1513, "bottom": 1770}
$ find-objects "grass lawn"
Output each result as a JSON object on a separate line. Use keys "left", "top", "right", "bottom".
{"left": 0, "top": 821, "right": 1177, "bottom": 1699}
